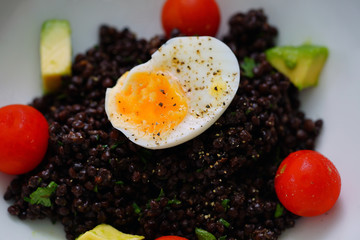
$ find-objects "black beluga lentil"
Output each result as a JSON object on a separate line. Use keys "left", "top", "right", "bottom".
{"left": 4, "top": 9, "right": 323, "bottom": 240}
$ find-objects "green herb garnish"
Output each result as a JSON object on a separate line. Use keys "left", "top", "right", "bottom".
{"left": 56, "top": 93, "right": 67, "bottom": 100}
{"left": 274, "top": 203, "right": 284, "bottom": 218}
{"left": 132, "top": 202, "right": 141, "bottom": 214}
{"left": 241, "top": 57, "right": 256, "bottom": 78}
{"left": 218, "top": 218, "right": 230, "bottom": 228}
{"left": 195, "top": 228, "right": 216, "bottom": 240}
{"left": 110, "top": 143, "right": 119, "bottom": 150}
{"left": 218, "top": 236, "right": 227, "bottom": 240}
{"left": 156, "top": 188, "right": 165, "bottom": 201}
{"left": 168, "top": 199, "right": 181, "bottom": 205}
{"left": 115, "top": 180, "right": 124, "bottom": 185}
{"left": 196, "top": 168, "right": 204, "bottom": 173}
{"left": 24, "top": 181, "right": 58, "bottom": 207}
{"left": 221, "top": 198, "right": 230, "bottom": 211}
{"left": 245, "top": 108, "right": 253, "bottom": 115}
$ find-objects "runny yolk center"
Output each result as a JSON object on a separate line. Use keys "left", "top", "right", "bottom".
{"left": 115, "top": 71, "right": 188, "bottom": 138}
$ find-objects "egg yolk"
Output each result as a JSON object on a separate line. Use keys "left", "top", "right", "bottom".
{"left": 115, "top": 71, "right": 188, "bottom": 138}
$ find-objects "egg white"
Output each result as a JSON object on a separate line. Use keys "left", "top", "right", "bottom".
{"left": 105, "top": 36, "right": 240, "bottom": 149}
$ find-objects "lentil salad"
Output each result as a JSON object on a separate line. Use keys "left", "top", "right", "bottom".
{"left": 3, "top": 9, "right": 323, "bottom": 240}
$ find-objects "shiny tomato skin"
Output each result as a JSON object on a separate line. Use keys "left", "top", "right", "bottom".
{"left": 275, "top": 150, "right": 341, "bottom": 217}
{"left": 155, "top": 236, "right": 188, "bottom": 240}
{"left": 0, "top": 104, "right": 49, "bottom": 175}
{"left": 161, "top": 0, "right": 220, "bottom": 37}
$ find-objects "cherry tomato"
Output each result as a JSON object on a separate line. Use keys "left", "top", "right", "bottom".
{"left": 274, "top": 150, "right": 341, "bottom": 217}
{"left": 155, "top": 236, "right": 188, "bottom": 240}
{"left": 0, "top": 104, "right": 49, "bottom": 175}
{"left": 161, "top": 0, "right": 220, "bottom": 38}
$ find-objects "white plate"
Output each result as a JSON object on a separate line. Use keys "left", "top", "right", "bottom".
{"left": 1, "top": 0, "right": 359, "bottom": 239}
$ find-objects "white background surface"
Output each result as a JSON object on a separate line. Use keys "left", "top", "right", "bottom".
{"left": 0, "top": 0, "right": 359, "bottom": 239}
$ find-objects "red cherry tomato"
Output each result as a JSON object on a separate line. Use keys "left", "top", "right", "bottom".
{"left": 155, "top": 236, "right": 188, "bottom": 240}
{"left": 0, "top": 104, "right": 49, "bottom": 175}
{"left": 274, "top": 150, "right": 341, "bottom": 217}
{"left": 161, "top": 0, "right": 220, "bottom": 37}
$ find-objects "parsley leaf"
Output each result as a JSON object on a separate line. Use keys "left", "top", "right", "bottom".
{"left": 168, "top": 199, "right": 181, "bottom": 205}
{"left": 195, "top": 228, "right": 216, "bottom": 240}
{"left": 110, "top": 142, "right": 121, "bottom": 150}
{"left": 221, "top": 198, "right": 230, "bottom": 211}
{"left": 155, "top": 188, "right": 165, "bottom": 201}
{"left": 218, "top": 218, "right": 230, "bottom": 228}
{"left": 241, "top": 57, "right": 256, "bottom": 78}
{"left": 24, "top": 181, "right": 58, "bottom": 207}
{"left": 132, "top": 202, "right": 141, "bottom": 215}
{"left": 115, "top": 180, "right": 124, "bottom": 185}
{"left": 93, "top": 184, "right": 98, "bottom": 193}
{"left": 274, "top": 203, "right": 284, "bottom": 218}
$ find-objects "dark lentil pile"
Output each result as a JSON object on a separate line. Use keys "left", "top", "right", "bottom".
{"left": 4, "top": 9, "right": 322, "bottom": 240}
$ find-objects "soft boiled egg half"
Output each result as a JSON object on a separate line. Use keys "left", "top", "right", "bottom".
{"left": 105, "top": 36, "right": 240, "bottom": 149}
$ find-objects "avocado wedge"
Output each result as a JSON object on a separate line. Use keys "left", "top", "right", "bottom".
{"left": 40, "top": 19, "right": 72, "bottom": 93}
{"left": 76, "top": 224, "right": 144, "bottom": 240}
{"left": 265, "top": 44, "right": 329, "bottom": 90}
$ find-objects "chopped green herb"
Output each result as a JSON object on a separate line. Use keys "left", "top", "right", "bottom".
{"left": 218, "top": 236, "right": 227, "bottom": 240}
{"left": 221, "top": 198, "right": 230, "bottom": 211}
{"left": 245, "top": 108, "right": 253, "bottom": 115}
{"left": 156, "top": 188, "right": 165, "bottom": 201}
{"left": 57, "top": 141, "right": 64, "bottom": 146}
{"left": 132, "top": 202, "right": 141, "bottom": 214}
{"left": 56, "top": 93, "right": 67, "bottom": 100}
{"left": 195, "top": 228, "right": 216, "bottom": 240}
{"left": 218, "top": 218, "right": 230, "bottom": 228}
{"left": 24, "top": 181, "right": 58, "bottom": 207}
{"left": 115, "top": 180, "right": 124, "bottom": 185}
{"left": 168, "top": 199, "right": 181, "bottom": 205}
{"left": 95, "top": 134, "right": 99, "bottom": 141}
{"left": 102, "top": 144, "right": 108, "bottom": 148}
{"left": 274, "top": 203, "right": 284, "bottom": 218}
{"left": 241, "top": 57, "right": 256, "bottom": 78}
{"left": 110, "top": 143, "right": 119, "bottom": 150}
{"left": 93, "top": 185, "right": 98, "bottom": 193}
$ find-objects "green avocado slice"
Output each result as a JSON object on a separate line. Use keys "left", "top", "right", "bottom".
{"left": 40, "top": 19, "right": 72, "bottom": 94}
{"left": 265, "top": 44, "right": 329, "bottom": 90}
{"left": 76, "top": 224, "right": 144, "bottom": 240}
